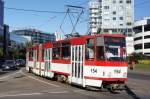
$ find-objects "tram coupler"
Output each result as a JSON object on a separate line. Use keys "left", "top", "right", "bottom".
{"left": 107, "top": 84, "right": 125, "bottom": 92}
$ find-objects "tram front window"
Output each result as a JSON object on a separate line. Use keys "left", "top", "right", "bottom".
{"left": 104, "top": 37, "right": 126, "bottom": 61}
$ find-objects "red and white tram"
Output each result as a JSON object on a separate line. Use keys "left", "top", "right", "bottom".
{"left": 26, "top": 34, "right": 128, "bottom": 91}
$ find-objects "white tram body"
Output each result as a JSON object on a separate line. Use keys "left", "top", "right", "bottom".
{"left": 26, "top": 34, "right": 128, "bottom": 89}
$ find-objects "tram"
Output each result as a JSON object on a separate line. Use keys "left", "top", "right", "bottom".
{"left": 26, "top": 34, "right": 128, "bottom": 91}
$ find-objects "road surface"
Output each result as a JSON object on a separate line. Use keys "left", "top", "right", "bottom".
{"left": 0, "top": 68, "right": 149, "bottom": 99}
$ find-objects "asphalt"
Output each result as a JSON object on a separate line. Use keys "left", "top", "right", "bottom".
{"left": 0, "top": 68, "right": 134, "bottom": 99}
{"left": 127, "top": 69, "right": 150, "bottom": 99}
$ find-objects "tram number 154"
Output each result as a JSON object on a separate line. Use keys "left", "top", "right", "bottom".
{"left": 91, "top": 68, "right": 97, "bottom": 74}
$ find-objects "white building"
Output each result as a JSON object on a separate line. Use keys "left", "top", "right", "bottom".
{"left": 126, "top": 37, "right": 134, "bottom": 56}
{"left": 89, "top": 0, "right": 134, "bottom": 36}
{"left": 133, "top": 17, "right": 150, "bottom": 55}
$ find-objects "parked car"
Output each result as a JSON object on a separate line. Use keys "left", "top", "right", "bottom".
{"left": 15, "top": 59, "right": 26, "bottom": 67}
{"left": 2, "top": 60, "right": 18, "bottom": 71}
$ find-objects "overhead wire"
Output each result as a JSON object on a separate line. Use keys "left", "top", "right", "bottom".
{"left": 4, "top": 7, "right": 78, "bottom": 14}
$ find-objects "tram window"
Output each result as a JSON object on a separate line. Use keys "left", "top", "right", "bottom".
{"left": 96, "top": 46, "right": 105, "bottom": 60}
{"left": 42, "top": 49, "right": 44, "bottom": 60}
{"left": 86, "top": 39, "right": 95, "bottom": 60}
{"left": 37, "top": 50, "right": 39, "bottom": 61}
{"left": 53, "top": 48, "right": 60, "bottom": 60}
{"left": 29, "top": 50, "right": 33, "bottom": 59}
{"left": 61, "top": 42, "right": 70, "bottom": 60}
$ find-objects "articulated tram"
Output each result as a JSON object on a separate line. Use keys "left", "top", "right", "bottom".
{"left": 26, "top": 34, "right": 128, "bottom": 91}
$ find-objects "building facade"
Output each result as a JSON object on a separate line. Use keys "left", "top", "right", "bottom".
{"left": 89, "top": 0, "right": 134, "bottom": 36}
{"left": 0, "top": 0, "right": 4, "bottom": 47}
{"left": 12, "top": 29, "right": 56, "bottom": 45}
{"left": 133, "top": 17, "right": 150, "bottom": 55}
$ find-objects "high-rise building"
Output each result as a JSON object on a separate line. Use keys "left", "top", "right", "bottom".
{"left": 0, "top": 0, "right": 4, "bottom": 47}
{"left": 12, "top": 29, "right": 56, "bottom": 45}
{"left": 89, "top": 0, "right": 134, "bottom": 36}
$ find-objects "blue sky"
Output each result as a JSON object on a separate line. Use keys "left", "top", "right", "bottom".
{"left": 3, "top": 0, "right": 150, "bottom": 35}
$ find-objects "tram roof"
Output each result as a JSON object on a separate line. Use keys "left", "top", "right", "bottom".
{"left": 29, "top": 34, "right": 125, "bottom": 50}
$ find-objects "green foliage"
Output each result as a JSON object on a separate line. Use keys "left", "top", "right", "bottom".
{"left": 128, "top": 53, "right": 150, "bottom": 64}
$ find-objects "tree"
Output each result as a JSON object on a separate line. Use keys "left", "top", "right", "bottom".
{"left": 0, "top": 47, "right": 3, "bottom": 57}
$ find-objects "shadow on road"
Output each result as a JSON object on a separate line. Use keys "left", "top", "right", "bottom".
{"left": 125, "top": 85, "right": 141, "bottom": 99}
{"left": 0, "top": 71, "right": 9, "bottom": 75}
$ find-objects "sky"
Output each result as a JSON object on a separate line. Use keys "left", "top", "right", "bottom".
{"left": 3, "top": 0, "right": 150, "bottom": 36}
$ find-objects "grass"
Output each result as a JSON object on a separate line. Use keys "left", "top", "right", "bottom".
{"left": 135, "top": 64, "right": 150, "bottom": 72}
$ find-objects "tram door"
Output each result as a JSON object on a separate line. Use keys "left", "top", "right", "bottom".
{"left": 33, "top": 50, "right": 38, "bottom": 74}
{"left": 71, "top": 45, "right": 84, "bottom": 85}
{"left": 44, "top": 48, "right": 53, "bottom": 78}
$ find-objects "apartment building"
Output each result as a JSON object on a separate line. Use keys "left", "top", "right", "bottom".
{"left": 89, "top": 0, "right": 134, "bottom": 36}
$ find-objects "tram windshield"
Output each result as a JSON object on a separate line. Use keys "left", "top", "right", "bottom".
{"left": 96, "top": 37, "right": 126, "bottom": 61}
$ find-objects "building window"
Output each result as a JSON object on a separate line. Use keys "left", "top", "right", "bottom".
{"left": 120, "top": 24, "right": 123, "bottom": 26}
{"left": 126, "top": 0, "right": 131, "bottom": 4}
{"left": 144, "top": 26, "right": 150, "bottom": 32}
{"left": 113, "top": 11, "right": 116, "bottom": 15}
{"left": 144, "top": 43, "right": 150, "bottom": 49}
{"left": 104, "top": 29, "right": 109, "bottom": 32}
{"left": 113, "top": 0, "right": 116, "bottom": 3}
{"left": 104, "top": 6, "right": 109, "bottom": 10}
{"left": 144, "top": 35, "right": 150, "bottom": 39}
{"left": 127, "top": 22, "right": 132, "bottom": 26}
{"left": 134, "top": 37, "right": 142, "bottom": 41}
{"left": 113, "top": 17, "right": 116, "bottom": 20}
{"left": 134, "top": 44, "right": 142, "bottom": 50}
{"left": 112, "top": 29, "right": 117, "bottom": 32}
{"left": 133, "top": 26, "right": 142, "bottom": 34}
{"left": 120, "top": 17, "right": 123, "bottom": 20}
{"left": 119, "top": 0, "right": 123, "bottom": 3}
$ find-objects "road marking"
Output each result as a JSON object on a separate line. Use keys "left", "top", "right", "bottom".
{"left": 0, "top": 93, "right": 42, "bottom": 98}
{"left": 47, "top": 91, "right": 68, "bottom": 94}
{"left": 20, "top": 70, "right": 60, "bottom": 87}
{"left": 0, "top": 70, "right": 21, "bottom": 80}
{"left": 0, "top": 91, "right": 69, "bottom": 98}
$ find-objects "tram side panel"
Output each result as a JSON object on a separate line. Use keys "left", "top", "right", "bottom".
{"left": 51, "top": 62, "right": 71, "bottom": 76}
{"left": 83, "top": 62, "right": 128, "bottom": 87}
